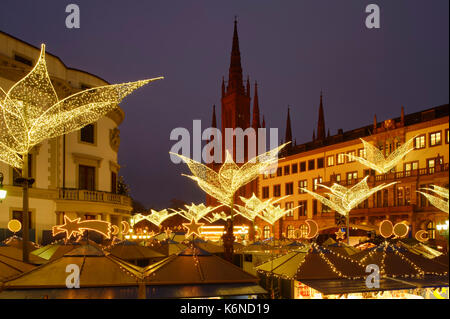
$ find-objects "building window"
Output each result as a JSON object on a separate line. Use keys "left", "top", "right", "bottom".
{"left": 335, "top": 174, "right": 341, "bottom": 183}
{"left": 292, "top": 163, "right": 298, "bottom": 174}
{"left": 346, "top": 171, "right": 357, "bottom": 183}
{"left": 327, "top": 155, "right": 334, "bottom": 167}
{"left": 337, "top": 153, "right": 345, "bottom": 165}
{"left": 317, "top": 157, "right": 324, "bottom": 169}
{"left": 299, "top": 224, "right": 308, "bottom": 238}
{"left": 14, "top": 54, "right": 33, "bottom": 66}
{"left": 429, "top": 131, "right": 442, "bottom": 147}
{"left": 363, "top": 169, "right": 375, "bottom": 177}
{"left": 111, "top": 172, "right": 117, "bottom": 193}
{"left": 298, "top": 180, "right": 308, "bottom": 194}
{"left": 285, "top": 182, "right": 294, "bottom": 195}
{"left": 313, "top": 177, "right": 322, "bottom": 190}
{"left": 298, "top": 201, "right": 308, "bottom": 217}
{"left": 12, "top": 210, "right": 33, "bottom": 229}
{"left": 313, "top": 200, "right": 318, "bottom": 215}
{"left": 80, "top": 124, "right": 95, "bottom": 144}
{"left": 446, "top": 129, "right": 449, "bottom": 144}
{"left": 285, "top": 202, "right": 294, "bottom": 217}
{"left": 414, "top": 135, "right": 426, "bottom": 149}
{"left": 347, "top": 150, "right": 356, "bottom": 162}
{"left": 299, "top": 161, "right": 306, "bottom": 172}
{"left": 287, "top": 225, "right": 295, "bottom": 238}
{"left": 79, "top": 165, "right": 95, "bottom": 190}
{"left": 277, "top": 167, "right": 282, "bottom": 177}
{"left": 322, "top": 202, "right": 331, "bottom": 213}
{"left": 426, "top": 221, "right": 435, "bottom": 240}
{"left": 284, "top": 165, "right": 290, "bottom": 175}
{"left": 273, "top": 184, "right": 281, "bottom": 197}
{"left": 13, "top": 154, "right": 33, "bottom": 186}
{"left": 263, "top": 226, "right": 271, "bottom": 239}
{"left": 308, "top": 159, "right": 315, "bottom": 170}
{"left": 404, "top": 161, "right": 419, "bottom": 176}
{"left": 358, "top": 148, "right": 367, "bottom": 159}
{"left": 383, "top": 189, "right": 389, "bottom": 207}
{"left": 262, "top": 186, "right": 270, "bottom": 199}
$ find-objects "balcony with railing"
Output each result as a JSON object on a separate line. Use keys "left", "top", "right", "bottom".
{"left": 58, "top": 188, "right": 132, "bottom": 207}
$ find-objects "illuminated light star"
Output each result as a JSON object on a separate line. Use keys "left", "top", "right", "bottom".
{"left": 52, "top": 216, "right": 112, "bottom": 239}
{"left": 335, "top": 229, "right": 346, "bottom": 240}
{"left": 417, "top": 185, "right": 449, "bottom": 214}
{"left": 346, "top": 137, "right": 416, "bottom": 174}
{"left": 174, "top": 203, "right": 223, "bottom": 223}
{"left": 304, "top": 176, "right": 397, "bottom": 217}
{"left": 0, "top": 44, "right": 163, "bottom": 170}
{"left": 182, "top": 219, "right": 204, "bottom": 238}
{"left": 170, "top": 143, "right": 289, "bottom": 207}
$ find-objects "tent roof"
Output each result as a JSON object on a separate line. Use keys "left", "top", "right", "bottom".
{"left": 433, "top": 254, "right": 449, "bottom": 267}
{"left": 0, "top": 246, "right": 46, "bottom": 265}
{"left": 3, "top": 244, "right": 141, "bottom": 289}
{"left": 0, "top": 254, "right": 35, "bottom": 282}
{"left": 2, "top": 236, "right": 39, "bottom": 252}
{"left": 142, "top": 247, "right": 260, "bottom": 285}
{"left": 256, "top": 249, "right": 308, "bottom": 279}
{"left": 195, "top": 242, "right": 224, "bottom": 254}
{"left": 108, "top": 242, "right": 165, "bottom": 260}
{"left": 31, "top": 240, "right": 101, "bottom": 261}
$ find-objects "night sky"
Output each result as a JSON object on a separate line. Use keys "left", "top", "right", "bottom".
{"left": 0, "top": 1, "right": 448, "bottom": 209}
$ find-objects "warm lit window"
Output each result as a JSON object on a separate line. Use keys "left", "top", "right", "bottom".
{"left": 404, "top": 161, "right": 418, "bottom": 172}
{"left": 262, "top": 186, "right": 270, "bottom": 199}
{"left": 292, "top": 163, "right": 298, "bottom": 174}
{"left": 285, "top": 182, "right": 294, "bottom": 195}
{"left": 273, "top": 185, "right": 281, "bottom": 197}
{"left": 335, "top": 174, "right": 341, "bottom": 183}
{"left": 263, "top": 226, "right": 271, "bottom": 239}
{"left": 346, "top": 171, "right": 357, "bottom": 182}
{"left": 347, "top": 150, "right": 356, "bottom": 162}
{"left": 446, "top": 129, "right": 449, "bottom": 144}
{"left": 414, "top": 135, "right": 426, "bottom": 149}
{"left": 327, "top": 155, "right": 334, "bottom": 167}
{"left": 298, "top": 180, "right": 308, "bottom": 193}
{"left": 313, "top": 177, "right": 323, "bottom": 190}
{"left": 299, "top": 224, "right": 308, "bottom": 237}
{"left": 429, "top": 131, "right": 442, "bottom": 146}
{"left": 298, "top": 201, "right": 308, "bottom": 217}
{"left": 337, "top": 153, "right": 345, "bottom": 165}
{"left": 285, "top": 202, "right": 294, "bottom": 217}
{"left": 287, "top": 225, "right": 295, "bottom": 238}
{"left": 358, "top": 148, "right": 367, "bottom": 159}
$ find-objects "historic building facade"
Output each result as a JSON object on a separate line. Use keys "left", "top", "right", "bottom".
{"left": 0, "top": 31, "right": 132, "bottom": 244}
{"left": 256, "top": 102, "right": 449, "bottom": 248}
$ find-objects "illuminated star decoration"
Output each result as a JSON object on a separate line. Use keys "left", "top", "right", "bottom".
{"left": 417, "top": 185, "right": 449, "bottom": 214}
{"left": 174, "top": 203, "right": 223, "bottom": 222}
{"left": 182, "top": 218, "right": 204, "bottom": 238}
{"left": 131, "top": 209, "right": 178, "bottom": 227}
{"left": 171, "top": 143, "right": 289, "bottom": 207}
{"left": 52, "top": 216, "right": 112, "bottom": 239}
{"left": 345, "top": 137, "right": 416, "bottom": 174}
{"left": 335, "top": 228, "right": 346, "bottom": 240}
{"left": 234, "top": 193, "right": 289, "bottom": 221}
{"left": 0, "top": 44, "right": 163, "bottom": 169}
{"left": 304, "top": 176, "right": 397, "bottom": 217}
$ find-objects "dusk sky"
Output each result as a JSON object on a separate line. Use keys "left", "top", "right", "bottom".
{"left": 0, "top": 0, "right": 448, "bottom": 209}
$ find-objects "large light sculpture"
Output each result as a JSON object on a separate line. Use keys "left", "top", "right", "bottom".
{"left": 172, "top": 143, "right": 288, "bottom": 261}
{"left": 234, "top": 193, "right": 288, "bottom": 221}
{"left": 417, "top": 185, "right": 449, "bottom": 214}
{"left": 203, "top": 211, "right": 230, "bottom": 224}
{"left": 346, "top": 137, "right": 416, "bottom": 174}
{"left": 173, "top": 203, "right": 223, "bottom": 222}
{"left": 131, "top": 209, "right": 177, "bottom": 227}
{"left": 304, "top": 176, "right": 396, "bottom": 243}
{"left": 0, "top": 44, "right": 162, "bottom": 262}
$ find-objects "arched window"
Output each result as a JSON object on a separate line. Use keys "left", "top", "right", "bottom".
{"left": 299, "top": 224, "right": 308, "bottom": 238}
{"left": 426, "top": 221, "right": 436, "bottom": 239}
{"left": 263, "top": 226, "right": 270, "bottom": 239}
{"left": 287, "top": 225, "right": 295, "bottom": 238}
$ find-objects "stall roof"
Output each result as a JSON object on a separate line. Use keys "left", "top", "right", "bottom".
{"left": 0, "top": 245, "right": 46, "bottom": 265}
{"left": 0, "top": 254, "right": 35, "bottom": 282}
{"left": 108, "top": 241, "right": 165, "bottom": 260}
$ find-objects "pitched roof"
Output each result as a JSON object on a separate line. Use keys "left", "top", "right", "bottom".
{"left": 0, "top": 254, "right": 35, "bottom": 282}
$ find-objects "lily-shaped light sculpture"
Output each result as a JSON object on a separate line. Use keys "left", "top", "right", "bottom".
{"left": 417, "top": 185, "right": 449, "bottom": 214}
{"left": 173, "top": 203, "right": 223, "bottom": 223}
{"left": 258, "top": 203, "right": 301, "bottom": 226}
{"left": 171, "top": 142, "right": 288, "bottom": 261}
{"left": 346, "top": 137, "right": 416, "bottom": 174}
{"left": 304, "top": 176, "right": 397, "bottom": 243}
{"left": 0, "top": 44, "right": 162, "bottom": 263}
{"left": 234, "top": 193, "right": 289, "bottom": 221}
{"left": 131, "top": 209, "right": 178, "bottom": 228}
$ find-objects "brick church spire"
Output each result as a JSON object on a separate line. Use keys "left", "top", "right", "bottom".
{"left": 211, "top": 104, "right": 217, "bottom": 128}
{"left": 252, "top": 82, "right": 260, "bottom": 129}
{"left": 227, "top": 18, "right": 244, "bottom": 95}
{"left": 316, "top": 92, "right": 326, "bottom": 141}
{"left": 285, "top": 106, "right": 293, "bottom": 144}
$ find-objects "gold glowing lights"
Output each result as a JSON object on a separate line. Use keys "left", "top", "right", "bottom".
{"left": 171, "top": 143, "right": 288, "bottom": 206}
{"left": 174, "top": 203, "right": 222, "bottom": 222}
{"left": 417, "top": 185, "right": 449, "bottom": 214}
{"left": 346, "top": 137, "right": 416, "bottom": 174}
{"left": 52, "top": 216, "right": 112, "bottom": 239}
{"left": 182, "top": 218, "right": 204, "bottom": 238}
{"left": 131, "top": 209, "right": 178, "bottom": 227}
{"left": 0, "top": 44, "right": 163, "bottom": 169}
{"left": 234, "top": 193, "right": 289, "bottom": 222}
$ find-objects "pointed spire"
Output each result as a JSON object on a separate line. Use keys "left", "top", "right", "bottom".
{"left": 312, "top": 129, "right": 316, "bottom": 141}
{"left": 285, "top": 106, "right": 293, "bottom": 144}
{"left": 316, "top": 91, "right": 326, "bottom": 140}
{"left": 252, "top": 82, "right": 260, "bottom": 129}
{"left": 327, "top": 129, "right": 330, "bottom": 138}
{"left": 373, "top": 114, "right": 377, "bottom": 131}
{"left": 401, "top": 106, "right": 405, "bottom": 124}
{"left": 262, "top": 115, "right": 266, "bottom": 128}
{"left": 227, "top": 18, "right": 244, "bottom": 94}
{"left": 246, "top": 76, "right": 251, "bottom": 97}
{"left": 211, "top": 105, "right": 217, "bottom": 128}
{"left": 221, "top": 76, "right": 225, "bottom": 98}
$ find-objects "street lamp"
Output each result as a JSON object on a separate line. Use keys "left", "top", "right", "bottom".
{"left": 0, "top": 172, "right": 6, "bottom": 202}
